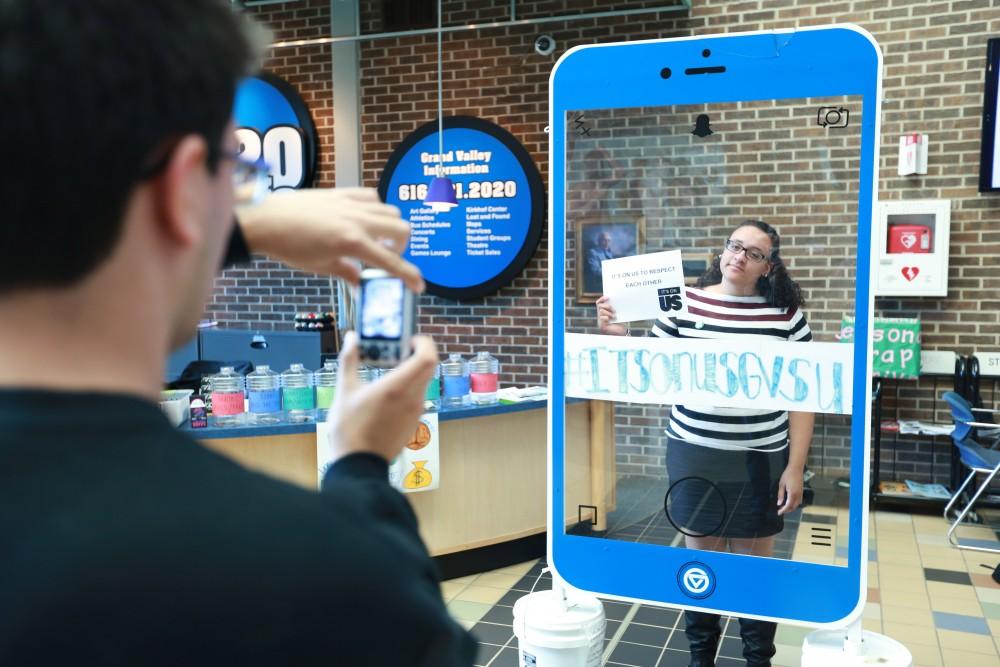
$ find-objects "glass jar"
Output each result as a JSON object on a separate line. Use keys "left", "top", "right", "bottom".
{"left": 314, "top": 359, "right": 337, "bottom": 421}
{"left": 281, "top": 363, "right": 315, "bottom": 423}
{"left": 424, "top": 363, "right": 441, "bottom": 412}
{"left": 246, "top": 365, "right": 282, "bottom": 425}
{"left": 440, "top": 353, "right": 470, "bottom": 408}
{"left": 209, "top": 366, "right": 245, "bottom": 427}
{"left": 469, "top": 351, "right": 500, "bottom": 405}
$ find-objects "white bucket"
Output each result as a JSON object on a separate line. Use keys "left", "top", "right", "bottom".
{"left": 512, "top": 589, "right": 605, "bottom": 667}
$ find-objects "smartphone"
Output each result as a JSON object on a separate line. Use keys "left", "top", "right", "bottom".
{"left": 550, "top": 27, "right": 882, "bottom": 626}
{"left": 356, "top": 268, "right": 416, "bottom": 368}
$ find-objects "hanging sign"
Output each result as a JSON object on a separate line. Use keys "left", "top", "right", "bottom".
{"left": 233, "top": 72, "right": 318, "bottom": 190}
{"left": 377, "top": 116, "right": 545, "bottom": 300}
{"left": 839, "top": 316, "right": 920, "bottom": 379}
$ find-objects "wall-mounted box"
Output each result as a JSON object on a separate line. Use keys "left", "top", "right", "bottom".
{"left": 875, "top": 199, "right": 950, "bottom": 297}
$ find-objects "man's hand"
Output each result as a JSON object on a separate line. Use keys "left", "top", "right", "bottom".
{"left": 326, "top": 331, "right": 438, "bottom": 464}
{"left": 237, "top": 188, "right": 425, "bottom": 293}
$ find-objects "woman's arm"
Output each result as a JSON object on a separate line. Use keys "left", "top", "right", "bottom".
{"left": 777, "top": 410, "right": 815, "bottom": 515}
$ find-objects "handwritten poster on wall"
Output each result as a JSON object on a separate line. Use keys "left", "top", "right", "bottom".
{"left": 565, "top": 333, "right": 854, "bottom": 414}
{"left": 838, "top": 316, "right": 920, "bottom": 379}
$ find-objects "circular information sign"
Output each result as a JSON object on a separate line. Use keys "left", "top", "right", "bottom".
{"left": 378, "top": 117, "right": 544, "bottom": 300}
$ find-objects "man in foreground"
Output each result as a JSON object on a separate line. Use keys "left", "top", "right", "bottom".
{"left": 0, "top": 1, "right": 475, "bottom": 664}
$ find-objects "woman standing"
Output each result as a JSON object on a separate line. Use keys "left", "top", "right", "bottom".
{"left": 596, "top": 220, "right": 814, "bottom": 667}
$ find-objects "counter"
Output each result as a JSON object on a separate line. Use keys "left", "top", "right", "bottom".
{"left": 183, "top": 399, "right": 613, "bottom": 558}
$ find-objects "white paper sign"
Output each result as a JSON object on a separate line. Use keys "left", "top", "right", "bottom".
{"left": 601, "top": 250, "right": 687, "bottom": 323}
{"left": 565, "top": 333, "right": 854, "bottom": 414}
{"left": 316, "top": 413, "right": 440, "bottom": 492}
{"left": 389, "top": 413, "right": 439, "bottom": 493}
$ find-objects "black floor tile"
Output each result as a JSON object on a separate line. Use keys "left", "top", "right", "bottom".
{"left": 481, "top": 605, "right": 516, "bottom": 625}
{"left": 621, "top": 622, "right": 671, "bottom": 647}
{"left": 716, "top": 657, "right": 743, "bottom": 665}
{"left": 470, "top": 622, "right": 514, "bottom": 646}
{"left": 923, "top": 567, "right": 972, "bottom": 585}
{"left": 603, "top": 601, "right": 634, "bottom": 621}
{"left": 667, "top": 628, "right": 692, "bottom": 651}
{"left": 608, "top": 641, "right": 664, "bottom": 666}
{"left": 496, "top": 589, "right": 523, "bottom": 607}
{"left": 632, "top": 605, "right": 680, "bottom": 628}
{"left": 800, "top": 512, "right": 837, "bottom": 524}
{"left": 605, "top": 619, "right": 622, "bottom": 639}
{"left": 474, "top": 642, "right": 500, "bottom": 666}
{"left": 718, "top": 635, "right": 743, "bottom": 659}
{"left": 656, "top": 648, "right": 692, "bottom": 667}
{"left": 490, "top": 647, "right": 519, "bottom": 667}
{"left": 722, "top": 617, "right": 740, "bottom": 638}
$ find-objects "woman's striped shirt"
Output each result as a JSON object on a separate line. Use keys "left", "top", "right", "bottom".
{"left": 649, "top": 286, "right": 812, "bottom": 450}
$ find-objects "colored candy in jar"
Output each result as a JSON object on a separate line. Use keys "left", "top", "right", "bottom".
{"left": 209, "top": 366, "right": 245, "bottom": 427}
{"left": 246, "top": 365, "right": 282, "bottom": 425}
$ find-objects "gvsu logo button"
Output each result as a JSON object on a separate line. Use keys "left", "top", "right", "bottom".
{"left": 677, "top": 562, "right": 716, "bottom": 599}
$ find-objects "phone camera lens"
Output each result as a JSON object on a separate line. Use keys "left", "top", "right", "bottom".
{"left": 660, "top": 67, "right": 671, "bottom": 79}
{"left": 702, "top": 48, "right": 711, "bottom": 57}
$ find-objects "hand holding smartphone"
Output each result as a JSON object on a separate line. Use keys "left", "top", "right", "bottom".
{"left": 356, "top": 268, "right": 417, "bottom": 367}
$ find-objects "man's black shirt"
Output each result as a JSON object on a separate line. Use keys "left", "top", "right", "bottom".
{"left": 0, "top": 390, "right": 476, "bottom": 665}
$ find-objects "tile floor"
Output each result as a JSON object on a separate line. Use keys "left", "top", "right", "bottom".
{"left": 442, "top": 510, "right": 1000, "bottom": 666}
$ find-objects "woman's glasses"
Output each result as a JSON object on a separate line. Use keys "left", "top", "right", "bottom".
{"left": 724, "top": 239, "right": 771, "bottom": 263}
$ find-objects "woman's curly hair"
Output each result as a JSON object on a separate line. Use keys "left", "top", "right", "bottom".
{"left": 695, "top": 220, "right": 805, "bottom": 309}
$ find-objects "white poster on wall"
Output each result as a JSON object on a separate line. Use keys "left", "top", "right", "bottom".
{"left": 601, "top": 250, "right": 688, "bottom": 323}
{"left": 565, "top": 332, "right": 854, "bottom": 415}
{"left": 316, "top": 413, "right": 440, "bottom": 493}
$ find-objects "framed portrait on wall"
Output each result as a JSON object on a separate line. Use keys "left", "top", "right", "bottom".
{"left": 576, "top": 217, "right": 645, "bottom": 302}
{"left": 875, "top": 199, "right": 951, "bottom": 297}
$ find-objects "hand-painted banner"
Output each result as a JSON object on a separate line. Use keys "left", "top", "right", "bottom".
{"left": 565, "top": 333, "right": 854, "bottom": 414}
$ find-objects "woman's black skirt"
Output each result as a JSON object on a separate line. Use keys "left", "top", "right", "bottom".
{"left": 665, "top": 436, "right": 789, "bottom": 539}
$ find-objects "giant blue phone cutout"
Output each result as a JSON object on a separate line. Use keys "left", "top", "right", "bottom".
{"left": 549, "top": 26, "right": 882, "bottom": 625}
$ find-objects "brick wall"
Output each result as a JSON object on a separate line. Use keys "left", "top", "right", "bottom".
{"left": 215, "top": 0, "right": 1000, "bottom": 481}
{"left": 206, "top": 0, "right": 338, "bottom": 328}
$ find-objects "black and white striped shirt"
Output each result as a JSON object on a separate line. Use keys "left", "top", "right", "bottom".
{"left": 650, "top": 286, "right": 812, "bottom": 450}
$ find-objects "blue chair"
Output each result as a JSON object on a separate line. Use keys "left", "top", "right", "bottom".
{"left": 940, "top": 391, "right": 1000, "bottom": 445}
{"left": 941, "top": 392, "right": 1000, "bottom": 554}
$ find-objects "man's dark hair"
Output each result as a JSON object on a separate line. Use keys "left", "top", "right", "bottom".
{"left": 0, "top": 0, "right": 257, "bottom": 293}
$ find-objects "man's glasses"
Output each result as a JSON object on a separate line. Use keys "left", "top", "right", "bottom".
{"left": 724, "top": 239, "right": 771, "bottom": 263}
{"left": 139, "top": 140, "right": 271, "bottom": 207}
{"left": 225, "top": 151, "right": 271, "bottom": 206}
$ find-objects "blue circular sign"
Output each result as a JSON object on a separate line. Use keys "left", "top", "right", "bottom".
{"left": 378, "top": 117, "right": 544, "bottom": 300}
{"left": 233, "top": 72, "right": 318, "bottom": 190}
{"left": 677, "top": 562, "right": 716, "bottom": 600}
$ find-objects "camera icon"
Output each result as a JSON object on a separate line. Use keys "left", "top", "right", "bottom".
{"left": 817, "top": 106, "right": 849, "bottom": 128}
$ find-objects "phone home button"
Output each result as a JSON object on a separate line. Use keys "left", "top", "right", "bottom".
{"left": 366, "top": 345, "right": 381, "bottom": 360}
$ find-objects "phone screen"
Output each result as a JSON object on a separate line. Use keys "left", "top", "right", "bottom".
{"left": 564, "top": 93, "right": 862, "bottom": 566}
{"left": 361, "top": 277, "right": 404, "bottom": 340}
